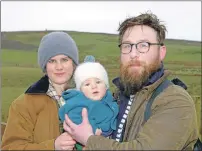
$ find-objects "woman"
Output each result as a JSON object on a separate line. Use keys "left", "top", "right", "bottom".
{"left": 1, "top": 31, "right": 79, "bottom": 150}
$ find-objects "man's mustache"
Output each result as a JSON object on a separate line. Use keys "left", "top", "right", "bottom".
{"left": 128, "top": 60, "right": 144, "bottom": 67}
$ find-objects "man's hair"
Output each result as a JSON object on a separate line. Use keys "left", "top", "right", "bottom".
{"left": 118, "top": 11, "right": 167, "bottom": 44}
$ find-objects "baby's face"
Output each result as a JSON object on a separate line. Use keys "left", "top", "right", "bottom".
{"left": 80, "top": 78, "right": 107, "bottom": 101}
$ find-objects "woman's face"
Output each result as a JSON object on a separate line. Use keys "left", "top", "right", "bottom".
{"left": 46, "top": 54, "right": 74, "bottom": 85}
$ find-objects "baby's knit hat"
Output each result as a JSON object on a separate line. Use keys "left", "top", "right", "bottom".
{"left": 74, "top": 62, "right": 109, "bottom": 90}
{"left": 38, "top": 31, "right": 79, "bottom": 72}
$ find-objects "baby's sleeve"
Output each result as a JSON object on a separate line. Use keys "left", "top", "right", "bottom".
{"left": 109, "top": 101, "right": 119, "bottom": 130}
{"left": 62, "top": 89, "right": 80, "bottom": 101}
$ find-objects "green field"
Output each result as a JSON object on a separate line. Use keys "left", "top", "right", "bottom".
{"left": 1, "top": 31, "right": 201, "bottom": 138}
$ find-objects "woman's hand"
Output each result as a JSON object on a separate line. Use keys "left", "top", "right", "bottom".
{"left": 54, "top": 132, "right": 76, "bottom": 150}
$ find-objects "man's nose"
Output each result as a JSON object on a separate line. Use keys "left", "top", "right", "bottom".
{"left": 130, "top": 46, "right": 140, "bottom": 59}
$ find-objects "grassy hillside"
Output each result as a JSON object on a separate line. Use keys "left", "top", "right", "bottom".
{"left": 1, "top": 31, "right": 201, "bottom": 138}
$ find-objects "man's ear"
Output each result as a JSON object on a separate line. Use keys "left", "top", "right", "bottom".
{"left": 160, "top": 45, "right": 167, "bottom": 61}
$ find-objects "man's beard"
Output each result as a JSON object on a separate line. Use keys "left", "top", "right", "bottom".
{"left": 120, "top": 59, "right": 160, "bottom": 96}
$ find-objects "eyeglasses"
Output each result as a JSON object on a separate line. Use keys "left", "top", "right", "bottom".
{"left": 118, "top": 42, "right": 164, "bottom": 54}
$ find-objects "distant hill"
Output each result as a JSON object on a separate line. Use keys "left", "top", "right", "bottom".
{"left": 1, "top": 30, "right": 201, "bottom": 51}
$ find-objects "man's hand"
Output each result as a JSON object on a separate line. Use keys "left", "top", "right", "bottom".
{"left": 63, "top": 108, "right": 94, "bottom": 145}
{"left": 54, "top": 132, "right": 76, "bottom": 150}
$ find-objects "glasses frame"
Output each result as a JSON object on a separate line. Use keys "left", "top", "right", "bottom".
{"left": 118, "top": 42, "right": 164, "bottom": 54}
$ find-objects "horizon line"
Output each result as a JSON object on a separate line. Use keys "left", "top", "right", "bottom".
{"left": 1, "top": 30, "right": 201, "bottom": 42}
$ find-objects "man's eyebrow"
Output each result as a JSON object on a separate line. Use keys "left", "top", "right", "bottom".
{"left": 137, "top": 39, "right": 150, "bottom": 42}
{"left": 121, "top": 40, "right": 132, "bottom": 43}
{"left": 122, "top": 39, "right": 150, "bottom": 43}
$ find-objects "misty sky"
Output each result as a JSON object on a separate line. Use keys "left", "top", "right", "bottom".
{"left": 1, "top": 1, "right": 201, "bottom": 41}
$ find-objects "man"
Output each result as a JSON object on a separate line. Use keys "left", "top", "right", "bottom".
{"left": 63, "top": 12, "right": 199, "bottom": 150}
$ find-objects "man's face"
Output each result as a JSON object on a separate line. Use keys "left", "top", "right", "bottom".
{"left": 120, "top": 25, "right": 166, "bottom": 94}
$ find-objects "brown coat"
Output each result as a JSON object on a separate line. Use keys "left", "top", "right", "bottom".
{"left": 85, "top": 71, "right": 199, "bottom": 150}
{"left": 1, "top": 76, "right": 61, "bottom": 150}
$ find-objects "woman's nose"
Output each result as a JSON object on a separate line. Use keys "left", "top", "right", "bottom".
{"left": 55, "top": 62, "right": 63, "bottom": 70}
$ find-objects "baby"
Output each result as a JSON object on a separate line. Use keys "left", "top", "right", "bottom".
{"left": 59, "top": 60, "right": 119, "bottom": 150}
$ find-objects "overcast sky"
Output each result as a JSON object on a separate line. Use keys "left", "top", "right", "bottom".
{"left": 1, "top": 1, "right": 201, "bottom": 41}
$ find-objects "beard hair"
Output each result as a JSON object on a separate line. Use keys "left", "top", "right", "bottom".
{"left": 120, "top": 59, "right": 161, "bottom": 96}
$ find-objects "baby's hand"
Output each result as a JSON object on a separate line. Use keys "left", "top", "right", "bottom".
{"left": 95, "top": 128, "right": 102, "bottom": 136}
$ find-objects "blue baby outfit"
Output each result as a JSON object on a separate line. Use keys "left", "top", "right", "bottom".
{"left": 59, "top": 89, "right": 119, "bottom": 136}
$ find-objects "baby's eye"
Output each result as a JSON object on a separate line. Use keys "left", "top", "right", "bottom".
{"left": 84, "top": 83, "right": 90, "bottom": 86}
{"left": 96, "top": 80, "right": 101, "bottom": 84}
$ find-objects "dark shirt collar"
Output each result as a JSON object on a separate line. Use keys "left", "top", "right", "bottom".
{"left": 25, "top": 75, "right": 49, "bottom": 94}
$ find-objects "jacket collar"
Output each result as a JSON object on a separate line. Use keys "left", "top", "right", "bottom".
{"left": 143, "top": 70, "right": 171, "bottom": 94}
{"left": 25, "top": 75, "right": 49, "bottom": 94}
